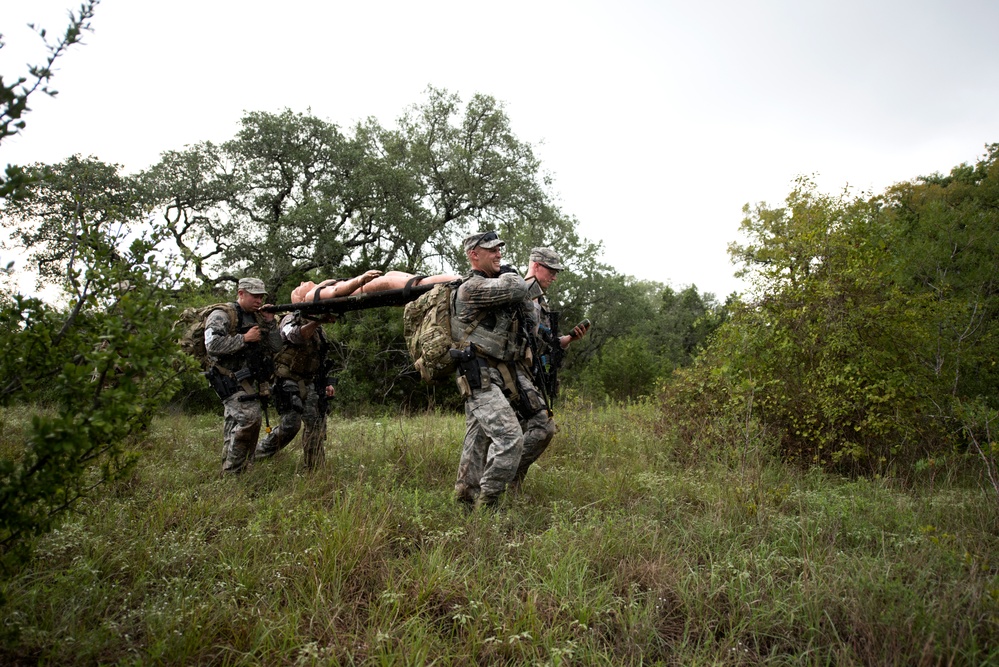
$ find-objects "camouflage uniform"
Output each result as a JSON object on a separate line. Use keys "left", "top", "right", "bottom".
{"left": 513, "top": 282, "right": 559, "bottom": 487}
{"left": 205, "top": 288, "right": 280, "bottom": 475}
{"left": 451, "top": 261, "right": 545, "bottom": 506}
{"left": 514, "top": 247, "right": 569, "bottom": 489}
{"left": 255, "top": 312, "right": 333, "bottom": 470}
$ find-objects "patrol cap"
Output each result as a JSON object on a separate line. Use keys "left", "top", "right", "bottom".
{"left": 463, "top": 230, "right": 505, "bottom": 253}
{"left": 529, "top": 247, "right": 565, "bottom": 271}
{"left": 237, "top": 277, "right": 267, "bottom": 295}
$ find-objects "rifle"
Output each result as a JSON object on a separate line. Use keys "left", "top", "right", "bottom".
{"left": 535, "top": 310, "right": 562, "bottom": 402}
{"left": 524, "top": 328, "right": 554, "bottom": 418}
{"left": 261, "top": 282, "right": 437, "bottom": 316}
{"left": 314, "top": 329, "right": 336, "bottom": 415}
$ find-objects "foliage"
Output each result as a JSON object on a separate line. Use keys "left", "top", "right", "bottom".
{"left": 0, "top": 407, "right": 995, "bottom": 665}
{"left": 140, "top": 88, "right": 582, "bottom": 299}
{"left": 664, "top": 146, "right": 999, "bottom": 474}
{"left": 569, "top": 271, "right": 730, "bottom": 402}
{"left": 579, "top": 335, "right": 665, "bottom": 402}
{"left": 884, "top": 146, "right": 999, "bottom": 402}
{"left": 0, "top": 1, "right": 97, "bottom": 200}
{"left": 0, "top": 157, "right": 185, "bottom": 586}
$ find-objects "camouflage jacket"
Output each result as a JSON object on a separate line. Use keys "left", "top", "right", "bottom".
{"left": 204, "top": 304, "right": 280, "bottom": 373}
{"left": 452, "top": 270, "right": 539, "bottom": 363}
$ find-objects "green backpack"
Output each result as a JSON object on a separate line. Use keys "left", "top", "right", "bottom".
{"left": 175, "top": 302, "right": 238, "bottom": 370}
{"left": 403, "top": 281, "right": 460, "bottom": 384}
{"left": 403, "top": 278, "right": 488, "bottom": 384}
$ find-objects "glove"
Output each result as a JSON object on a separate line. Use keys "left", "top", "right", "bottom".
{"left": 498, "top": 264, "right": 519, "bottom": 276}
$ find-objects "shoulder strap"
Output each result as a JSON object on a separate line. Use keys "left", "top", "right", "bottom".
{"left": 226, "top": 302, "right": 239, "bottom": 330}
{"left": 454, "top": 287, "right": 487, "bottom": 349}
{"left": 403, "top": 275, "right": 427, "bottom": 301}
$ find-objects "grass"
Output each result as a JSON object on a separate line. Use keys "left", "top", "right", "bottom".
{"left": 1, "top": 400, "right": 997, "bottom": 665}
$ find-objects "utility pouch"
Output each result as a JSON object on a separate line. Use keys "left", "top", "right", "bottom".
{"left": 205, "top": 367, "right": 239, "bottom": 401}
{"left": 234, "top": 367, "right": 253, "bottom": 383}
{"left": 518, "top": 384, "right": 547, "bottom": 418}
{"left": 450, "top": 345, "right": 483, "bottom": 391}
{"left": 274, "top": 379, "right": 304, "bottom": 414}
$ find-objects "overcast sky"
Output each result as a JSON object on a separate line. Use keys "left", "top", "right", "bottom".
{"left": 2, "top": 0, "right": 998, "bottom": 298}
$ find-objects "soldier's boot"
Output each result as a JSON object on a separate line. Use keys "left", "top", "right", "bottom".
{"left": 507, "top": 472, "right": 525, "bottom": 496}
{"left": 455, "top": 483, "right": 476, "bottom": 511}
{"left": 473, "top": 494, "right": 499, "bottom": 512}
{"left": 302, "top": 443, "right": 326, "bottom": 471}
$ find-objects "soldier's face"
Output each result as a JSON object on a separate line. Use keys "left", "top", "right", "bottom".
{"left": 533, "top": 262, "right": 559, "bottom": 290}
{"left": 237, "top": 289, "right": 265, "bottom": 312}
{"left": 472, "top": 245, "right": 503, "bottom": 277}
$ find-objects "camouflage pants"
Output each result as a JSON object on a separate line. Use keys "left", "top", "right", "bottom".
{"left": 221, "top": 390, "right": 263, "bottom": 474}
{"left": 256, "top": 381, "right": 328, "bottom": 470}
{"left": 455, "top": 367, "right": 524, "bottom": 502}
{"left": 514, "top": 408, "right": 557, "bottom": 487}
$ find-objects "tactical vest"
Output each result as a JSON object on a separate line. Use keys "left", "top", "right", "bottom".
{"left": 452, "top": 282, "right": 529, "bottom": 363}
{"left": 531, "top": 294, "right": 556, "bottom": 357}
{"left": 214, "top": 304, "right": 271, "bottom": 374}
{"left": 273, "top": 323, "right": 327, "bottom": 381}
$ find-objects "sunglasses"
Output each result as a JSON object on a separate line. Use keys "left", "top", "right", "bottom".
{"left": 475, "top": 230, "right": 500, "bottom": 247}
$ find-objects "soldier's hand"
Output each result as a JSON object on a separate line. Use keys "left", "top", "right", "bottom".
{"left": 498, "top": 264, "right": 519, "bottom": 276}
{"left": 243, "top": 326, "right": 261, "bottom": 343}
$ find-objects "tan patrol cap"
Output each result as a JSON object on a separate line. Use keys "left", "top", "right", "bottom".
{"left": 237, "top": 277, "right": 267, "bottom": 295}
{"left": 529, "top": 247, "right": 565, "bottom": 271}
{"left": 463, "top": 230, "right": 505, "bottom": 253}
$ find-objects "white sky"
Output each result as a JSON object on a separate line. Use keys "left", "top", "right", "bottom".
{"left": 2, "top": 0, "right": 998, "bottom": 298}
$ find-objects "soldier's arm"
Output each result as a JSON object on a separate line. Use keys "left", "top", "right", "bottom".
{"left": 280, "top": 313, "right": 319, "bottom": 346}
{"left": 260, "top": 315, "right": 282, "bottom": 353}
{"left": 460, "top": 273, "right": 529, "bottom": 309}
{"left": 205, "top": 309, "right": 245, "bottom": 357}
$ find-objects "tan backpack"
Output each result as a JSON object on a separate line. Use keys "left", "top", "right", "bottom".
{"left": 175, "top": 302, "right": 238, "bottom": 370}
{"left": 403, "top": 278, "right": 487, "bottom": 384}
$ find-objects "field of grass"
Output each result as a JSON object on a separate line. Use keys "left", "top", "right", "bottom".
{"left": 1, "top": 401, "right": 997, "bottom": 665}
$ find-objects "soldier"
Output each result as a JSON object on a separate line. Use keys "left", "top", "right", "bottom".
{"left": 252, "top": 311, "right": 335, "bottom": 470}
{"left": 254, "top": 270, "right": 382, "bottom": 469}
{"left": 450, "top": 230, "right": 547, "bottom": 509}
{"left": 512, "top": 247, "right": 589, "bottom": 491}
{"left": 204, "top": 277, "right": 281, "bottom": 475}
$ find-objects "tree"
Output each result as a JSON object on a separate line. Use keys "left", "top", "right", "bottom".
{"left": 563, "top": 269, "right": 729, "bottom": 402}
{"left": 0, "top": 156, "right": 186, "bottom": 584}
{"left": 883, "top": 145, "right": 999, "bottom": 402}
{"left": 662, "top": 147, "right": 999, "bottom": 474}
{"left": 0, "top": 1, "right": 97, "bottom": 200}
{"left": 141, "top": 88, "right": 580, "bottom": 299}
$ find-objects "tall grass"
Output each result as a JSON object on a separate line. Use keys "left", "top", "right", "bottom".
{"left": 1, "top": 401, "right": 997, "bottom": 665}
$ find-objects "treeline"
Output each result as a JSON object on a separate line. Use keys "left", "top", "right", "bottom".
{"left": 661, "top": 145, "right": 999, "bottom": 476}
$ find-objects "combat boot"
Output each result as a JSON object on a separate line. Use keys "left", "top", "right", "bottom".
{"left": 473, "top": 494, "right": 499, "bottom": 511}
{"left": 455, "top": 483, "right": 476, "bottom": 510}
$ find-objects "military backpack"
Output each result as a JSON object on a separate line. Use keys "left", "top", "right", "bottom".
{"left": 175, "top": 302, "right": 238, "bottom": 370}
